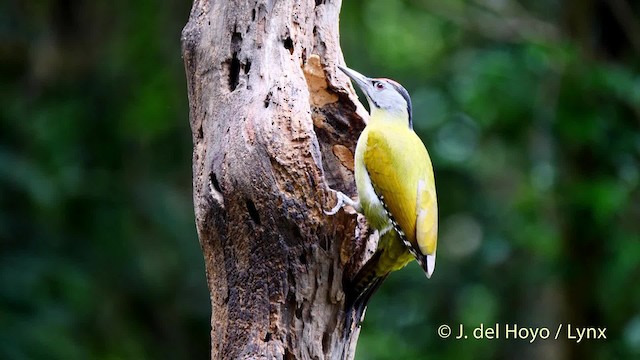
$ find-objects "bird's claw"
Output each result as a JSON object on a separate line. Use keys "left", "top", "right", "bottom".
{"left": 325, "top": 191, "right": 360, "bottom": 215}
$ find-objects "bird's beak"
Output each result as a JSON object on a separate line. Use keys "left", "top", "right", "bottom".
{"left": 338, "top": 65, "right": 373, "bottom": 100}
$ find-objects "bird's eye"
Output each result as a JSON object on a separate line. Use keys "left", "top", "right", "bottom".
{"left": 374, "top": 81, "right": 385, "bottom": 90}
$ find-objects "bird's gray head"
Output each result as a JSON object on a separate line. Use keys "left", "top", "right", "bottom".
{"left": 338, "top": 65, "right": 413, "bottom": 128}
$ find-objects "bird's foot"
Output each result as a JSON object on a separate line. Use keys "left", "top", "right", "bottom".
{"left": 325, "top": 191, "right": 361, "bottom": 215}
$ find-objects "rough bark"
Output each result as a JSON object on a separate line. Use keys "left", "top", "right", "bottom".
{"left": 181, "top": 0, "right": 374, "bottom": 359}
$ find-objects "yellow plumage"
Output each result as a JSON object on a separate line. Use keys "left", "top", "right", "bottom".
{"left": 352, "top": 115, "right": 437, "bottom": 290}
{"left": 363, "top": 122, "right": 437, "bottom": 256}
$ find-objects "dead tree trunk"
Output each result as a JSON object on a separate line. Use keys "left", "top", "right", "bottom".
{"left": 181, "top": 0, "right": 374, "bottom": 359}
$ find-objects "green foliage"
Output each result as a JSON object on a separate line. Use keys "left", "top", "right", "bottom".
{"left": 0, "top": 1, "right": 207, "bottom": 359}
{"left": 342, "top": 1, "right": 640, "bottom": 359}
{"left": 1, "top": 0, "right": 638, "bottom": 359}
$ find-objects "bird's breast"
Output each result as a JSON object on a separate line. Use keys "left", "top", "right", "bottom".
{"left": 354, "top": 129, "right": 391, "bottom": 231}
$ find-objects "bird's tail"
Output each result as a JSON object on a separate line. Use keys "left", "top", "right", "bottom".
{"left": 344, "top": 251, "right": 389, "bottom": 332}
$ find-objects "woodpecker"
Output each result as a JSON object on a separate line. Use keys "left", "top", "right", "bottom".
{"left": 327, "top": 65, "right": 438, "bottom": 310}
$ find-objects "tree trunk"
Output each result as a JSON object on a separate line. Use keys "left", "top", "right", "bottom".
{"left": 181, "top": 0, "right": 374, "bottom": 359}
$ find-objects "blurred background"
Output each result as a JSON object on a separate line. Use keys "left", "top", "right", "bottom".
{"left": 1, "top": 0, "right": 638, "bottom": 359}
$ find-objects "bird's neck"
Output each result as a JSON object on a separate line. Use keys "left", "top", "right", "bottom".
{"left": 368, "top": 108, "right": 409, "bottom": 128}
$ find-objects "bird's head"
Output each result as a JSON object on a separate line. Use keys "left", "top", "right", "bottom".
{"left": 338, "top": 65, "right": 413, "bottom": 128}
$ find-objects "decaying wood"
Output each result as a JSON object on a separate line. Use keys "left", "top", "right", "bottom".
{"left": 181, "top": 0, "right": 377, "bottom": 358}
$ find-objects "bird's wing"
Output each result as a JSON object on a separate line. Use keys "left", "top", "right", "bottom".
{"left": 364, "top": 126, "right": 438, "bottom": 259}
{"left": 416, "top": 176, "right": 438, "bottom": 257}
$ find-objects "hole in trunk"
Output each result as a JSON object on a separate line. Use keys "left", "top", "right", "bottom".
{"left": 210, "top": 172, "right": 222, "bottom": 193}
{"left": 283, "top": 36, "right": 294, "bottom": 55}
{"left": 246, "top": 199, "right": 261, "bottom": 225}
{"left": 228, "top": 53, "right": 241, "bottom": 91}
{"left": 227, "top": 28, "right": 243, "bottom": 91}
{"left": 322, "top": 331, "right": 331, "bottom": 353}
